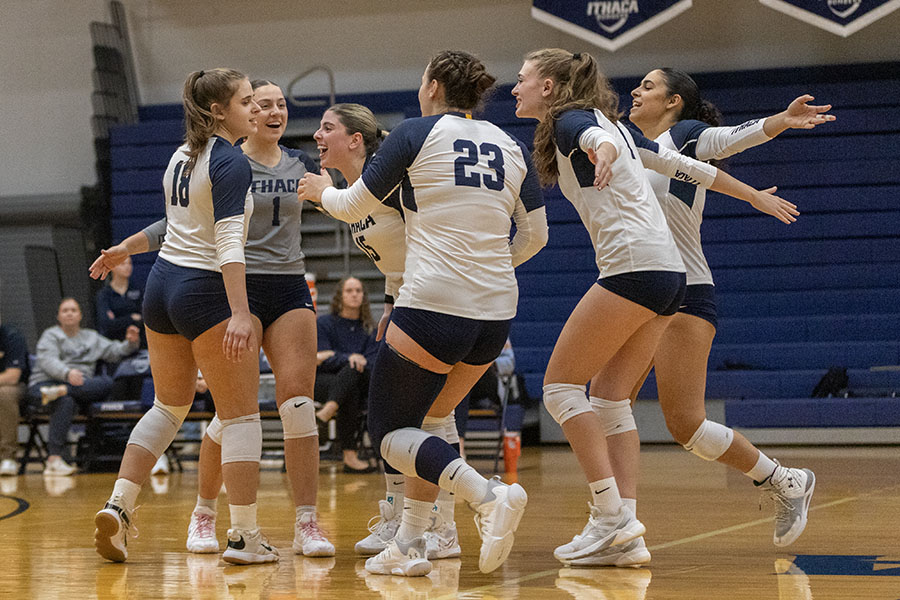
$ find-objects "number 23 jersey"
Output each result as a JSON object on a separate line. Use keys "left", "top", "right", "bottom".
{"left": 360, "top": 113, "right": 543, "bottom": 320}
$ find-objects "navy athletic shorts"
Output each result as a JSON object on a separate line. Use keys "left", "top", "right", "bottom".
{"left": 247, "top": 273, "right": 315, "bottom": 330}
{"left": 390, "top": 307, "right": 511, "bottom": 366}
{"left": 143, "top": 258, "right": 232, "bottom": 341}
{"left": 677, "top": 284, "right": 717, "bottom": 328}
{"left": 597, "top": 270, "right": 687, "bottom": 316}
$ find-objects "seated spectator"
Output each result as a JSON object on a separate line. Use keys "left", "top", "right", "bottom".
{"left": 28, "top": 298, "right": 139, "bottom": 475}
{"left": 0, "top": 318, "right": 28, "bottom": 477}
{"left": 95, "top": 256, "right": 145, "bottom": 346}
{"left": 315, "top": 277, "right": 378, "bottom": 473}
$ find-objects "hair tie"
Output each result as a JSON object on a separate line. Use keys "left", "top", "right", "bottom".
{"left": 198, "top": 70, "right": 205, "bottom": 78}
{"left": 572, "top": 53, "right": 581, "bottom": 61}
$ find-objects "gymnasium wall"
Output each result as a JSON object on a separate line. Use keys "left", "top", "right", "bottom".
{"left": 2, "top": 0, "right": 900, "bottom": 199}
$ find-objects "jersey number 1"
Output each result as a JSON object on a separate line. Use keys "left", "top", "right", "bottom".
{"left": 453, "top": 139, "right": 505, "bottom": 190}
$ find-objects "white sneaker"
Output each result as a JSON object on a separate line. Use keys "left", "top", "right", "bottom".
{"left": 554, "top": 504, "right": 645, "bottom": 563}
{"left": 424, "top": 518, "right": 461, "bottom": 559}
{"left": 760, "top": 464, "right": 816, "bottom": 547}
{"left": 151, "top": 454, "right": 169, "bottom": 475}
{"left": 471, "top": 477, "right": 528, "bottom": 573}
{"left": 186, "top": 507, "right": 219, "bottom": 553}
{"left": 40, "top": 384, "right": 67, "bottom": 405}
{"left": 223, "top": 528, "right": 279, "bottom": 564}
{"left": 0, "top": 458, "right": 17, "bottom": 476}
{"left": 43, "top": 456, "right": 76, "bottom": 476}
{"left": 365, "top": 536, "right": 432, "bottom": 577}
{"left": 293, "top": 513, "right": 335, "bottom": 557}
{"left": 95, "top": 498, "right": 136, "bottom": 562}
{"left": 355, "top": 499, "right": 402, "bottom": 555}
{"left": 562, "top": 535, "right": 651, "bottom": 567}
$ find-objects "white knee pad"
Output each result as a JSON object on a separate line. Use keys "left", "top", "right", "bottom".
{"left": 543, "top": 383, "right": 592, "bottom": 425}
{"left": 683, "top": 419, "right": 734, "bottom": 461}
{"left": 279, "top": 396, "right": 317, "bottom": 439}
{"left": 590, "top": 397, "right": 637, "bottom": 436}
{"left": 422, "top": 413, "right": 458, "bottom": 445}
{"left": 380, "top": 427, "right": 431, "bottom": 478}
{"left": 205, "top": 414, "right": 224, "bottom": 445}
{"left": 220, "top": 413, "right": 262, "bottom": 464}
{"left": 127, "top": 397, "right": 192, "bottom": 458}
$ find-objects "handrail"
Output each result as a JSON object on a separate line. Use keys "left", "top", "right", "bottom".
{"left": 287, "top": 65, "right": 336, "bottom": 108}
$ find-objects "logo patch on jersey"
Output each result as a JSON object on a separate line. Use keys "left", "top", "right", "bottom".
{"left": 531, "top": 0, "right": 693, "bottom": 51}
{"left": 759, "top": 0, "right": 899, "bottom": 37}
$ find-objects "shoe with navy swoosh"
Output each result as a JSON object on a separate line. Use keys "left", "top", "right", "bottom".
{"left": 554, "top": 503, "right": 645, "bottom": 563}
{"left": 471, "top": 476, "right": 528, "bottom": 573}
{"left": 223, "top": 528, "right": 280, "bottom": 564}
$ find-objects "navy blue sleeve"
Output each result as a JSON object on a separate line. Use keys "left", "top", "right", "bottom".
{"left": 0, "top": 325, "right": 28, "bottom": 377}
{"left": 317, "top": 315, "right": 348, "bottom": 372}
{"left": 209, "top": 139, "right": 252, "bottom": 222}
{"left": 284, "top": 146, "right": 319, "bottom": 174}
{"left": 668, "top": 119, "right": 711, "bottom": 159}
{"left": 513, "top": 137, "right": 544, "bottom": 212}
{"left": 554, "top": 110, "right": 599, "bottom": 156}
{"left": 361, "top": 116, "right": 441, "bottom": 200}
{"left": 625, "top": 124, "right": 662, "bottom": 154}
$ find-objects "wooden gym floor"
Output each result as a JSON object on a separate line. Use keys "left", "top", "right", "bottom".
{"left": 2, "top": 444, "right": 899, "bottom": 599}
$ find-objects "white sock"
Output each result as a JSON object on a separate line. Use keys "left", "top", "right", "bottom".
{"left": 295, "top": 505, "right": 316, "bottom": 522}
{"left": 623, "top": 497, "right": 637, "bottom": 516}
{"left": 110, "top": 478, "right": 141, "bottom": 512}
{"left": 746, "top": 451, "right": 779, "bottom": 483}
{"left": 437, "top": 458, "right": 489, "bottom": 504}
{"left": 435, "top": 488, "right": 455, "bottom": 524}
{"left": 589, "top": 477, "right": 623, "bottom": 515}
{"left": 195, "top": 495, "right": 217, "bottom": 514}
{"left": 230, "top": 502, "right": 258, "bottom": 531}
{"left": 385, "top": 473, "right": 405, "bottom": 506}
{"left": 396, "top": 497, "right": 433, "bottom": 541}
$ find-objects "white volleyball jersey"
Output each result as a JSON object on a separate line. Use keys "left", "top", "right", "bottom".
{"left": 245, "top": 146, "right": 317, "bottom": 275}
{"left": 325, "top": 112, "right": 545, "bottom": 320}
{"left": 158, "top": 136, "right": 253, "bottom": 271}
{"left": 643, "top": 118, "right": 769, "bottom": 285}
{"left": 554, "top": 109, "right": 685, "bottom": 278}
{"left": 349, "top": 176, "right": 406, "bottom": 299}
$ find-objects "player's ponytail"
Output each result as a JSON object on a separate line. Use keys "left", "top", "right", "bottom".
{"left": 182, "top": 68, "right": 247, "bottom": 167}
{"left": 526, "top": 48, "right": 620, "bottom": 186}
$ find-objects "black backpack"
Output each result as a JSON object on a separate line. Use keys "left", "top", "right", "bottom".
{"left": 811, "top": 367, "right": 849, "bottom": 398}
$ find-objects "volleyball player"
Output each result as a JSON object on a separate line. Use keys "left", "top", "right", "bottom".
{"left": 92, "top": 68, "right": 279, "bottom": 565}
{"left": 312, "top": 103, "right": 465, "bottom": 560}
{"left": 299, "top": 50, "right": 548, "bottom": 576}
{"left": 576, "top": 69, "right": 829, "bottom": 565}
{"left": 511, "top": 48, "right": 800, "bottom": 566}
{"left": 91, "top": 80, "right": 332, "bottom": 558}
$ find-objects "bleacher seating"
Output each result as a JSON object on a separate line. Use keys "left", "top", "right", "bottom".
{"left": 108, "top": 62, "right": 900, "bottom": 432}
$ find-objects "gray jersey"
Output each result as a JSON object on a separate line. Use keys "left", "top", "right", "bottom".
{"left": 144, "top": 145, "right": 318, "bottom": 275}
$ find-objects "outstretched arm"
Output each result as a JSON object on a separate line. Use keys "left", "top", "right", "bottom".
{"left": 88, "top": 229, "right": 152, "bottom": 280}
{"left": 696, "top": 95, "right": 835, "bottom": 161}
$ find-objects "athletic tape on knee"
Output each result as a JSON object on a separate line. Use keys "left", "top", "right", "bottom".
{"left": 422, "top": 413, "right": 458, "bottom": 445}
{"left": 279, "top": 396, "right": 317, "bottom": 439}
{"left": 206, "top": 414, "right": 223, "bottom": 445}
{"left": 543, "top": 383, "right": 592, "bottom": 425}
{"left": 127, "top": 398, "right": 191, "bottom": 458}
{"left": 380, "top": 427, "right": 431, "bottom": 477}
{"left": 220, "top": 413, "right": 262, "bottom": 464}
{"left": 683, "top": 419, "right": 734, "bottom": 461}
{"left": 590, "top": 397, "right": 637, "bottom": 436}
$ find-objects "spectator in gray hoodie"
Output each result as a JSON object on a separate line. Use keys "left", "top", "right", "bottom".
{"left": 28, "top": 297, "right": 139, "bottom": 475}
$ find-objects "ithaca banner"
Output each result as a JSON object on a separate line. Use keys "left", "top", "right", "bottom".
{"left": 759, "top": 0, "right": 900, "bottom": 36}
{"left": 531, "top": 0, "right": 693, "bottom": 51}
